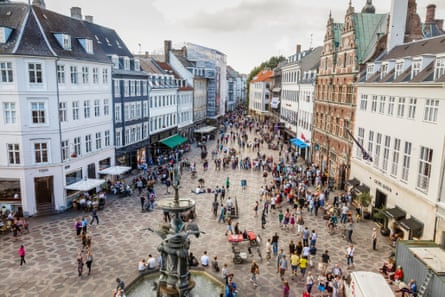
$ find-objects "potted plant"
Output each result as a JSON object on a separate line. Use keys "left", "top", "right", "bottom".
{"left": 356, "top": 192, "right": 372, "bottom": 219}
{"left": 372, "top": 207, "right": 390, "bottom": 236}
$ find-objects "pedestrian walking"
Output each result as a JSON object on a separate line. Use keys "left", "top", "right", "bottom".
{"left": 372, "top": 227, "right": 377, "bottom": 250}
{"left": 226, "top": 177, "right": 230, "bottom": 191}
{"left": 272, "top": 233, "right": 279, "bottom": 256}
{"left": 347, "top": 220, "right": 354, "bottom": 243}
{"left": 279, "top": 254, "right": 288, "bottom": 280}
{"left": 261, "top": 211, "right": 267, "bottom": 229}
{"left": 306, "top": 271, "right": 314, "bottom": 294}
{"left": 90, "top": 208, "right": 99, "bottom": 225}
{"left": 18, "top": 245, "right": 26, "bottom": 266}
{"left": 282, "top": 280, "right": 290, "bottom": 297}
{"left": 250, "top": 260, "right": 259, "bottom": 287}
{"left": 86, "top": 250, "right": 93, "bottom": 275}
{"left": 77, "top": 252, "right": 84, "bottom": 277}
{"left": 140, "top": 196, "right": 146, "bottom": 211}
{"left": 346, "top": 244, "right": 355, "bottom": 268}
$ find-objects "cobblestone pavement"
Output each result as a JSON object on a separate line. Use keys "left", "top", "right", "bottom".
{"left": 0, "top": 131, "right": 394, "bottom": 297}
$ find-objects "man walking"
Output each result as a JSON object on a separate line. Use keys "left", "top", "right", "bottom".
{"left": 90, "top": 208, "right": 99, "bottom": 225}
{"left": 272, "top": 232, "right": 279, "bottom": 257}
{"left": 346, "top": 244, "right": 355, "bottom": 268}
{"left": 372, "top": 227, "right": 377, "bottom": 250}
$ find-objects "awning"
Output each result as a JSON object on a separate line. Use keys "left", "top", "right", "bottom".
{"left": 399, "top": 217, "right": 424, "bottom": 238}
{"left": 384, "top": 207, "right": 406, "bottom": 221}
{"left": 194, "top": 126, "right": 217, "bottom": 134}
{"left": 98, "top": 166, "right": 132, "bottom": 176}
{"left": 271, "top": 97, "right": 280, "bottom": 109}
{"left": 347, "top": 178, "right": 361, "bottom": 187}
{"left": 290, "top": 138, "right": 309, "bottom": 148}
{"left": 65, "top": 178, "right": 105, "bottom": 191}
{"left": 272, "top": 87, "right": 281, "bottom": 92}
{"left": 354, "top": 184, "right": 370, "bottom": 194}
{"left": 159, "top": 134, "right": 187, "bottom": 148}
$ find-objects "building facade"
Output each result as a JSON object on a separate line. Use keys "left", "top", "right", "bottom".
{"left": 248, "top": 70, "right": 273, "bottom": 120}
{"left": 0, "top": 2, "right": 114, "bottom": 215}
{"left": 351, "top": 35, "right": 445, "bottom": 242}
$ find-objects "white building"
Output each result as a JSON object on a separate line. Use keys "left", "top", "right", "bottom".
{"left": 280, "top": 46, "right": 322, "bottom": 160}
{"left": 0, "top": 2, "right": 114, "bottom": 215}
{"left": 249, "top": 69, "right": 273, "bottom": 120}
{"left": 351, "top": 35, "right": 445, "bottom": 243}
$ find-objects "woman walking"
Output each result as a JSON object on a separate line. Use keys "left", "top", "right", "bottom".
{"left": 250, "top": 260, "right": 259, "bottom": 287}
{"left": 18, "top": 245, "right": 26, "bottom": 266}
{"left": 77, "top": 252, "right": 84, "bottom": 277}
{"left": 86, "top": 250, "right": 93, "bottom": 275}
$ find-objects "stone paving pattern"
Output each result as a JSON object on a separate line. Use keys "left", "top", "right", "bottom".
{"left": 0, "top": 132, "right": 394, "bottom": 297}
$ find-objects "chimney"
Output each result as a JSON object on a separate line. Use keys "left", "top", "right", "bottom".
{"left": 32, "top": 0, "right": 46, "bottom": 8}
{"left": 425, "top": 4, "right": 435, "bottom": 23}
{"left": 164, "top": 40, "right": 172, "bottom": 64}
{"left": 144, "top": 51, "right": 149, "bottom": 58}
{"left": 386, "top": 0, "right": 408, "bottom": 52}
{"left": 70, "top": 7, "right": 82, "bottom": 20}
{"left": 84, "top": 15, "right": 93, "bottom": 23}
{"left": 296, "top": 44, "right": 301, "bottom": 55}
{"left": 435, "top": 19, "right": 444, "bottom": 32}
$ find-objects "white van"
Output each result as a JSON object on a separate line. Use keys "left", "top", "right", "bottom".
{"left": 344, "top": 271, "right": 395, "bottom": 297}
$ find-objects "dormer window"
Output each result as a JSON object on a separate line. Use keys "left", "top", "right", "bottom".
{"left": 105, "top": 38, "right": 112, "bottom": 47}
{"left": 411, "top": 59, "right": 421, "bottom": 79}
{"left": 394, "top": 61, "right": 403, "bottom": 79}
{"left": 111, "top": 55, "right": 119, "bottom": 69}
{"left": 78, "top": 38, "right": 93, "bottom": 54}
{"left": 134, "top": 59, "right": 140, "bottom": 71}
{"left": 434, "top": 56, "right": 445, "bottom": 80}
{"left": 54, "top": 33, "right": 71, "bottom": 50}
{"left": 94, "top": 35, "right": 101, "bottom": 44}
{"left": 0, "top": 26, "right": 13, "bottom": 43}
{"left": 123, "top": 57, "right": 130, "bottom": 71}
{"left": 116, "top": 40, "right": 122, "bottom": 48}
{"left": 366, "top": 63, "right": 374, "bottom": 79}
{"left": 380, "top": 63, "right": 388, "bottom": 80}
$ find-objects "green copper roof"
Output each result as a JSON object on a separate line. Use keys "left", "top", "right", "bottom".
{"left": 333, "top": 23, "right": 344, "bottom": 49}
{"left": 353, "top": 13, "right": 387, "bottom": 63}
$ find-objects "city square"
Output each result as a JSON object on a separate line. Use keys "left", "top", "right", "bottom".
{"left": 0, "top": 130, "right": 393, "bottom": 297}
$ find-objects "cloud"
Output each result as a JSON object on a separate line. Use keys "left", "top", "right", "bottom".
{"left": 183, "top": 0, "right": 299, "bottom": 32}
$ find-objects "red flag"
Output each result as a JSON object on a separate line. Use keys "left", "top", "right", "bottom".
{"left": 301, "top": 133, "right": 306, "bottom": 142}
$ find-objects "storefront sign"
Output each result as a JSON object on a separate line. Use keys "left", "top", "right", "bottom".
{"left": 374, "top": 179, "right": 392, "bottom": 193}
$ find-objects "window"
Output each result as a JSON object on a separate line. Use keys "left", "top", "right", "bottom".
{"left": 380, "top": 63, "right": 388, "bottom": 79}
{"left": 31, "top": 102, "right": 46, "bottom": 124}
{"left": 391, "top": 138, "right": 400, "bottom": 177}
{"left": 72, "top": 101, "right": 79, "bottom": 120}
{"left": 424, "top": 99, "right": 439, "bottom": 122}
{"left": 401, "top": 141, "right": 412, "bottom": 181}
{"left": 115, "top": 104, "right": 121, "bottom": 122}
{"left": 54, "top": 33, "right": 71, "bottom": 50}
{"left": 74, "top": 137, "right": 81, "bottom": 156}
{"left": 59, "top": 102, "right": 67, "bottom": 122}
{"left": 397, "top": 97, "right": 405, "bottom": 117}
{"left": 379, "top": 96, "right": 386, "bottom": 114}
{"left": 371, "top": 95, "right": 377, "bottom": 112}
{"left": 102, "top": 68, "right": 108, "bottom": 84}
{"left": 394, "top": 61, "right": 403, "bottom": 79}
{"left": 115, "top": 130, "right": 121, "bottom": 147}
{"left": 111, "top": 55, "right": 119, "bottom": 69}
{"left": 367, "top": 130, "right": 374, "bottom": 157}
{"left": 28, "top": 63, "right": 43, "bottom": 84}
{"left": 388, "top": 96, "right": 395, "bottom": 116}
{"left": 411, "top": 59, "right": 421, "bottom": 79}
{"left": 82, "top": 66, "right": 89, "bottom": 84}
{"left": 114, "top": 79, "right": 120, "bottom": 97}
{"left": 34, "top": 142, "right": 48, "bottom": 163}
{"left": 359, "top": 94, "right": 368, "bottom": 111}
{"left": 417, "top": 146, "right": 433, "bottom": 191}
{"left": 85, "top": 135, "right": 92, "bottom": 153}
{"left": 70, "top": 66, "right": 78, "bottom": 84}
{"left": 374, "top": 133, "right": 382, "bottom": 168}
{"left": 61, "top": 140, "right": 69, "bottom": 161}
{"left": 0, "top": 61, "right": 13, "bottom": 83}
{"left": 94, "top": 99, "right": 100, "bottom": 117}
{"left": 134, "top": 59, "right": 140, "bottom": 71}
{"left": 103, "top": 99, "right": 110, "bottom": 116}
{"left": 7, "top": 143, "right": 20, "bottom": 164}
{"left": 104, "top": 130, "right": 110, "bottom": 146}
{"left": 382, "top": 136, "right": 391, "bottom": 171}
{"left": 434, "top": 56, "right": 445, "bottom": 80}
{"left": 92, "top": 67, "right": 99, "bottom": 84}
{"left": 57, "top": 65, "right": 65, "bottom": 84}
{"left": 3, "top": 102, "right": 16, "bottom": 124}
{"left": 356, "top": 128, "right": 365, "bottom": 158}
{"left": 124, "top": 80, "right": 129, "bottom": 97}
{"left": 407, "top": 98, "right": 417, "bottom": 119}
{"left": 124, "top": 57, "right": 130, "bottom": 71}
{"left": 83, "top": 100, "right": 90, "bottom": 118}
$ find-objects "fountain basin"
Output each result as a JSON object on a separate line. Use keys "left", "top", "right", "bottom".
{"left": 126, "top": 269, "right": 224, "bottom": 297}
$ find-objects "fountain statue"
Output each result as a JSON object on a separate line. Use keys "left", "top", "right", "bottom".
{"left": 155, "top": 164, "right": 199, "bottom": 297}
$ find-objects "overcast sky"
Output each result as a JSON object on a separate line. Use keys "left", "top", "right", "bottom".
{"left": 43, "top": 0, "right": 444, "bottom": 74}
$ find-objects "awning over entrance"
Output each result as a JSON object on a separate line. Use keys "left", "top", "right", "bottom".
{"left": 290, "top": 138, "right": 309, "bottom": 148}
{"left": 98, "top": 166, "right": 132, "bottom": 176}
{"left": 400, "top": 217, "right": 424, "bottom": 238}
{"left": 384, "top": 207, "right": 406, "bottom": 221}
{"left": 65, "top": 178, "right": 105, "bottom": 191}
{"left": 355, "top": 184, "right": 370, "bottom": 194}
{"left": 347, "top": 178, "right": 361, "bottom": 187}
{"left": 159, "top": 134, "right": 188, "bottom": 148}
{"left": 194, "top": 126, "right": 217, "bottom": 134}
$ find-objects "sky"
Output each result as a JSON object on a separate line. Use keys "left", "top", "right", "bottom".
{"left": 42, "top": 0, "right": 444, "bottom": 74}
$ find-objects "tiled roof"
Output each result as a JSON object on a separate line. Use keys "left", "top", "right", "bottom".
{"left": 251, "top": 70, "right": 273, "bottom": 82}
{"left": 83, "top": 21, "right": 132, "bottom": 57}
{"left": 300, "top": 46, "right": 323, "bottom": 72}
{"left": 174, "top": 54, "right": 195, "bottom": 68}
{"left": 138, "top": 56, "right": 164, "bottom": 74}
{"left": 383, "top": 35, "right": 445, "bottom": 60}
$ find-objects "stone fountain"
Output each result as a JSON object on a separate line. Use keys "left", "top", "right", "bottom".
{"left": 154, "top": 165, "right": 199, "bottom": 297}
